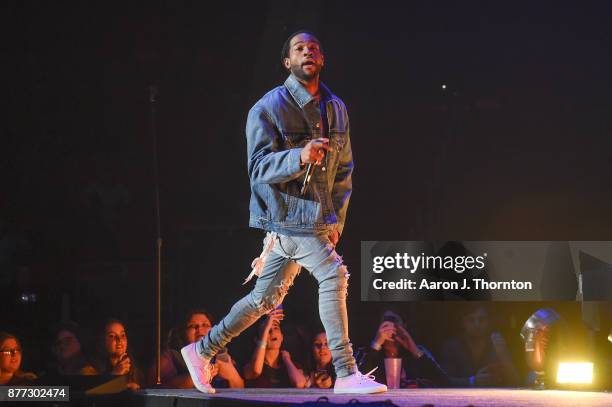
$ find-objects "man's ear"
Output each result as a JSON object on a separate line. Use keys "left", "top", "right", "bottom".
{"left": 283, "top": 57, "right": 291, "bottom": 70}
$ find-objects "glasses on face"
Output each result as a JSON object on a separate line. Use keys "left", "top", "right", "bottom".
{"left": 187, "top": 323, "right": 211, "bottom": 331}
{"left": 313, "top": 342, "right": 328, "bottom": 350}
{"left": 1, "top": 349, "right": 22, "bottom": 357}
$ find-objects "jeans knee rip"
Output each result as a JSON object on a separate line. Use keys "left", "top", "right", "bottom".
{"left": 258, "top": 273, "right": 298, "bottom": 312}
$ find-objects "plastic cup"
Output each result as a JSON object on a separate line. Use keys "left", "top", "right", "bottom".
{"left": 384, "top": 357, "right": 402, "bottom": 389}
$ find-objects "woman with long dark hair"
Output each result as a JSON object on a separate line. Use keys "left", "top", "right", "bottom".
{"left": 93, "top": 319, "right": 143, "bottom": 390}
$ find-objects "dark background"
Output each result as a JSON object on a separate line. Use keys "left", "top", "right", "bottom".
{"left": 2, "top": 0, "right": 611, "bottom": 378}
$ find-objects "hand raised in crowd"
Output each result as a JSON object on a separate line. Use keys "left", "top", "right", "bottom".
{"left": 373, "top": 321, "right": 396, "bottom": 348}
{"left": 111, "top": 354, "right": 131, "bottom": 375}
{"left": 257, "top": 308, "right": 284, "bottom": 343}
{"left": 214, "top": 352, "right": 245, "bottom": 388}
{"left": 300, "top": 138, "right": 330, "bottom": 165}
{"left": 280, "top": 350, "right": 292, "bottom": 363}
{"left": 280, "top": 349, "right": 308, "bottom": 388}
{"left": 215, "top": 354, "right": 232, "bottom": 378}
{"left": 394, "top": 324, "right": 420, "bottom": 356}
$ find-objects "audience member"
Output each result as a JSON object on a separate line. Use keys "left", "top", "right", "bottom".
{"left": 149, "top": 309, "right": 243, "bottom": 388}
{"left": 439, "top": 304, "right": 519, "bottom": 387}
{"left": 243, "top": 307, "right": 306, "bottom": 388}
{"left": 92, "top": 319, "right": 143, "bottom": 390}
{"left": 305, "top": 331, "right": 334, "bottom": 389}
{"left": 49, "top": 322, "right": 97, "bottom": 376}
{"left": 0, "top": 332, "right": 37, "bottom": 385}
{"left": 357, "top": 311, "right": 448, "bottom": 387}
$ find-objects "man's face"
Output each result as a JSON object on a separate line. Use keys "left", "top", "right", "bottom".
{"left": 284, "top": 33, "right": 324, "bottom": 81}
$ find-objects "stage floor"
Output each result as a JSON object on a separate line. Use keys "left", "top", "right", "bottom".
{"left": 137, "top": 387, "right": 612, "bottom": 407}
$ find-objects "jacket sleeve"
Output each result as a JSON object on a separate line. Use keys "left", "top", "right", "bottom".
{"left": 246, "top": 106, "right": 306, "bottom": 185}
{"left": 331, "top": 117, "right": 353, "bottom": 236}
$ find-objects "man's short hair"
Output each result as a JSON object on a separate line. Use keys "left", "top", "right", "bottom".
{"left": 280, "top": 29, "right": 323, "bottom": 66}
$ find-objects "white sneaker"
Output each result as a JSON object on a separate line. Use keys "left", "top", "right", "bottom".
{"left": 334, "top": 368, "right": 388, "bottom": 394}
{"left": 181, "top": 342, "right": 216, "bottom": 394}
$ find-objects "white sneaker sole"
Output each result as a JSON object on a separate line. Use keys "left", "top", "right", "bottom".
{"left": 180, "top": 344, "right": 216, "bottom": 394}
{"left": 334, "top": 385, "right": 388, "bottom": 394}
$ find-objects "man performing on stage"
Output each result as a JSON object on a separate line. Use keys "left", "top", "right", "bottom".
{"left": 181, "top": 30, "right": 387, "bottom": 395}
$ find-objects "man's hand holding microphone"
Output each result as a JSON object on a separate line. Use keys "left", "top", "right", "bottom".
{"left": 300, "top": 138, "right": 330, "bottom": 166}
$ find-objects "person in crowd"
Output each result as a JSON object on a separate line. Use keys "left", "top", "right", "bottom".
{"left": 0, "top": 332, "right": 37, "bottom": 385}
{"left": 243, "top": 307, "right": 307, "bottom": 388}
{"left": 305, "top": 331, "right": 334, "bottom": 388}
{"left": 439, "top": 304, "right": 519, "bottom": 387}
{"left": 49, "top": 322, "right": 97, "bottom": 376}
{"left": 149, "top": 309, "right": 244, "bottom": 388}
{"left": 357, "top": 311, "right": 448, "bottom": 387}
{"left": 93, "top": 319, "right": 143, "bottom": 390}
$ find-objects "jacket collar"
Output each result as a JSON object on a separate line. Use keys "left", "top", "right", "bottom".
{"left": 284, "top": 74, "right": 331, "bottom": 109}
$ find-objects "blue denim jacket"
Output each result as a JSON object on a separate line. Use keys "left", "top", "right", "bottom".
{"left": 246, "top": 74, "right": 353, "bottom": 236}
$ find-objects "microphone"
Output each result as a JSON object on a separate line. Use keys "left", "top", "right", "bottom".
{"left": 300, "top": 140, "right": 328, "bottom": 196}
{"left": 300, "top": 162, "right": 315, "bottom": 196}
{"left": 302, "top": 96, "right": 330, "bottom": 196}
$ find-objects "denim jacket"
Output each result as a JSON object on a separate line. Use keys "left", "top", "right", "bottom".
{"left": 246, "top": 74, "right": 353, "bottom": 236}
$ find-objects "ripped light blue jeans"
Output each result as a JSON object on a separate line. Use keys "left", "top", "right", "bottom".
{"left": 197, "top": 231, "right": 357, "bottom": 378}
